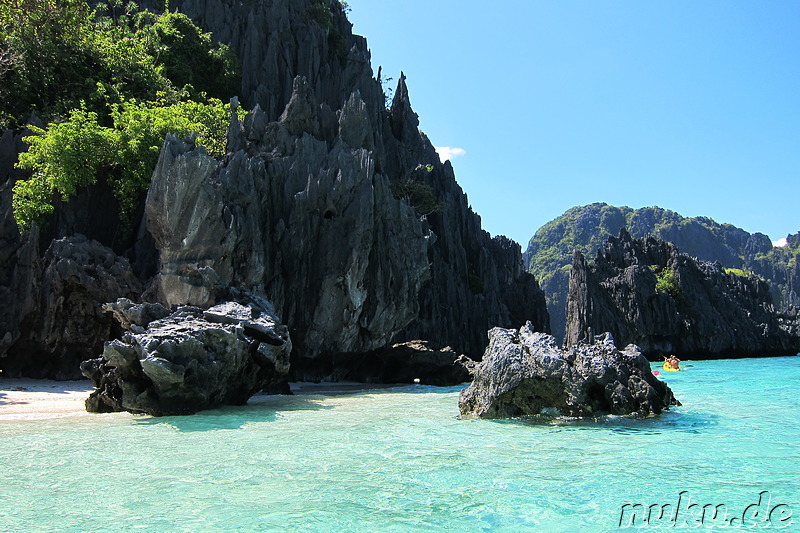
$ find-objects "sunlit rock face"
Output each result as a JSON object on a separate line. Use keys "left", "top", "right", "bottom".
{"left": 82, "top": 291, "right": 291, "bottom": 416}
{"left": 459, "top": 323, "right": 679, "bottom": 419}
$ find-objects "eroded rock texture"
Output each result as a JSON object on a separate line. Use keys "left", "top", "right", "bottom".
{"left": 82, "top": 291, "right": 291, "bottom": 416}
{"left": 565, "top": 230, "right": 800, "bottom": 357}
{"left": 1, "top": 0, "right": 548, "bottom": 382}
{"left": 459, "top": 322, "right": 678, "bottom": 419}
{"left": 2, "top": 235, "right": 141, "bottom": 379}
{"left": 142, "top": 57, "right": 549, "bottom": 379}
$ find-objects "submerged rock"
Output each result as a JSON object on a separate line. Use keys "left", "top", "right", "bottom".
{"left": 82, "top": 291, "right": 291, "bottom": 416}
{"left": 458, "top": 322, "right": 679, "bottom": 419}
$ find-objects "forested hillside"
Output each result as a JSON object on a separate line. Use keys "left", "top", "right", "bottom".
{"left": 1, "top": 0, "right": 240, "bottom": 235}
{"left": 525, "top": 202, "right": 799, "bottom": 341}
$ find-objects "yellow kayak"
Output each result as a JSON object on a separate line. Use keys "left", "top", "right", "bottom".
{"left": 662, "top": 362, "right": 680, "bottom": 372}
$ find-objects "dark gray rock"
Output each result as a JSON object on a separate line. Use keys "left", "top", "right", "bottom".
{"left": 136, "top": 0, "right": 551, "bottom": 374}
{"left": 458, "top": 322, "right": 679, "bottom": 419}
{"left": 0, "top": 184, "right": 40, "bottom": 362}
{"left": 306, "top": 340, "right": 470, "bottom": 385}
{"left": 144, "top": 113, "right": 432, "bottom": 367}
{"left": 0, "top": 126, "right": 41, "bottom": 364}
{"left": 137, "top": 0, "right": 378, "bottom": 123}
{"left": 142, "top": 72, "right": 549, "bottom": 381}
{"left": 2, "top": 235, "right": 141, "bottom": 379}
{"left": 82, "top": 292, "right": 291, "bottom": 416}
{"left": 103, "top": 298, "right": 171, "bottom": 333}
{"left": 565, "top": 229, "right": 800, "bottom": 357}
{"left": 2, "top": 0, "right": 550, "bottom": 384}
{"left": 525, "top": 203, "right": 800, "bottom": 343}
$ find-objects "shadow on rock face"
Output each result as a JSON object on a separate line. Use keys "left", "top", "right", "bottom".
{"left": 82, "top": 289, "right": 292, "bottom": 417}
{"left": 458, "top": 322, "right": 680, "bottom": 419}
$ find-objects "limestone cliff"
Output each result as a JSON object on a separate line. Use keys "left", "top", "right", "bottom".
{"left": 565, "top": 230, "right": 800, "bottom": 358}
{"left": 526, "top": 202, "right": 799, "bottom": 342}
{"left": 0, "top": 0, "right": 548, "bottom": 380}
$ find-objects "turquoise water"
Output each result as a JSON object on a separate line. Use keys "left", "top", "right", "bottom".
{"left": 1, "top": 357, "right": 798, "bottom": 532}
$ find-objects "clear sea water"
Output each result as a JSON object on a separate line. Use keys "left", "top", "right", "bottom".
{"left": 1, "top": 356, "right": 798, "bottom": 532}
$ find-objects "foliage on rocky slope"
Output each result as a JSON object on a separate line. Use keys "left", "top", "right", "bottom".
{"left": 525, "top": 202, "right": 799, "bottom": 341}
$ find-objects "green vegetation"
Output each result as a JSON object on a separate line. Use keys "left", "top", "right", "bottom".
{"left": 1, "top": 0, "right": 237, "bottom": 128}
{"left": 390, "top": 163, "right": 443, "bottom": 217}
{"left": 14, "top": 98, "right": 239, "bottom": 231}
{"left": 525, "top": 203, "right": 800, "bottom": 339}
{"left": 724, "top": 268, "right": 751, "bottom": 277}
{"left": 525, "top": 203, "right": 633, "bottom": 307}
{"left": 654, "top": 267, "right": 681, "bottom": 299}
{"left": 136, "top": 10, "right": 240, "bottom": 102}
{"left": 303, "top": 0, "right": 348, "bottom": 64}
{"left": 2, "top": 0, "right": 242, "bottom": 231}
{"left": 526, "top": 203, "right": 798, "bottom": 311}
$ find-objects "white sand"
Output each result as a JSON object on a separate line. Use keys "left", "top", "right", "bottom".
{"left": 0, "top": 379, "right": 406, "bottom": 422}
{"left": 0, "top": 379, "right": 94, "bottom": 421}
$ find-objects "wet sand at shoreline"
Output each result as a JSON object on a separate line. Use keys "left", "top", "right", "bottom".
{"left": 0, "top": 379, "right": 424, "bottom": 422}
{"left": 0, "top": 379, "right": 94, "bottom": 421}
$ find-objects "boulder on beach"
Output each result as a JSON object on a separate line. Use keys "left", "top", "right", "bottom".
{"left": 81, "top": 290, "right": 291, "bottom": 416}
{"left": 458, "top": 322, "right": 679, "bottom": 419}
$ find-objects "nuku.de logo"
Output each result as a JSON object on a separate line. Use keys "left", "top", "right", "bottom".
{"left": 618, "top": 491, "right": 793, "bottom": 528}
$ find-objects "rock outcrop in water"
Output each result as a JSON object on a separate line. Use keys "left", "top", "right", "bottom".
{"left": 565, "top": 229, "right": 800, "bottom": 357}
{"left": 0, "top": 0, "right": 549, "bottom": 382}
{"left": 82, "top": 290, "right": 291, "bottom": 416}
{"left": 458, "top": 322, "right": 678, "bottom": 419}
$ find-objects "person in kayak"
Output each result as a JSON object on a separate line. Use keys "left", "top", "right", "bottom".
{"left": 664, "top": 354, "right": 681, "bottom": 370}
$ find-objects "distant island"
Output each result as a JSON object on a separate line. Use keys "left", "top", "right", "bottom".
{"left": 525, "top": 202, "right": 800, "bottom": 343}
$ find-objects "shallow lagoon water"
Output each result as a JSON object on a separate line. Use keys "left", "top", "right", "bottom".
{"left": 1, "top": 357, "right": 798, "bottom": 532}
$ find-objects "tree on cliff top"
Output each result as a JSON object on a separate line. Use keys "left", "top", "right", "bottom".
{"left": 0, "top": 0, "right": 239, "bottom": 128}
{"left": 3, "top": 0, "right": 243, "bottom": 232}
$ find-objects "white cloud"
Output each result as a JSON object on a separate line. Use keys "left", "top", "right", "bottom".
{"left": 773, "top": 237, "right": 788, "bottom": 248}
{"left": 435, "top": 146, "right": 466, "bottom": 163}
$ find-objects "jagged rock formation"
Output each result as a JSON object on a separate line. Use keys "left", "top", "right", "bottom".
{"left": 0, "top": 126, "right": 40, "bottom": 367}
{"left": 525, "top": 202, "right": 799, "bottom": 342}
{"left": 143, "top": 71, "right": 548, "bottom": 380}
{"left": 82, "top": 291, "right": 291, "bottom": 415}
{"left": 1, "top": 235, "right": 141, "bottom": 379}
{"left": 458, "top": 322, "right": 678, "bottom": 419}
{"left": 565, "top": 230, "right": 800, "bottom": 357}
{"left": 0, "top": 0, "right": 548, "bottom": 381}
{"left": 133, "top": 0, "right": 549, "bottom": 380}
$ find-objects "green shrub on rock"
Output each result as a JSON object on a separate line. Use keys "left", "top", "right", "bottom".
{"left": 655, "top": 267, "right": 681, "bottom": 299}
{"left": 5, "top": 1, "right": 244, "bottom": 232}
{"left": 14, "top": 98, "right": 238, "bottom": 231}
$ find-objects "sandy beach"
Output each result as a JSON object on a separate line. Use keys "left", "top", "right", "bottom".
{"left": 0, "top": 379, "right": 94, "bottom": 421}
{"left": 0, "top": 379, "right": 394, "bottom": 422}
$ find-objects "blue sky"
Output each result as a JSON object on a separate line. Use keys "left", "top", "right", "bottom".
{"left": 345, "top": 1, "right": 799, "bottom": 248}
